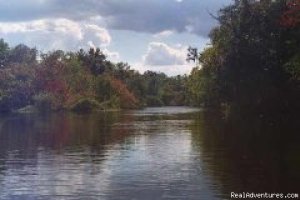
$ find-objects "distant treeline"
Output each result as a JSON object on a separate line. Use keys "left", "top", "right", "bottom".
{"left": 1, "top": 0, "right": 299, "bottom": 115}
{"left": 187, "top": 0, "right": 300, "bottom": 117}
{"left": 0, "top": 40, "right": 187, "bottom": 113}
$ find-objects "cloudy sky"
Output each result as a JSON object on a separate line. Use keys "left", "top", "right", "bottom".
{"left": 0, "top": 0, "right": 232, "bottom": 76}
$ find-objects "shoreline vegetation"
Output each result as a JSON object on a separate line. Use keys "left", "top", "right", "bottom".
{"left": 187, "top": 0, "right": 299, "bottom": 119}
{"left": 1, "top": 0, "right": 299, "bottom": 118}
{"left": 0, "top": 40, "right": 188, "bottom": 114}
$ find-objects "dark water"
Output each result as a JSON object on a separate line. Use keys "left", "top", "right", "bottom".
{"left": 0, "top": 107, "right": 299, "bottom": 200}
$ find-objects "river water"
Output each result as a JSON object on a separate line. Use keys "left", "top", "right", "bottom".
{"left": 0, "top": 107, "right": 299, "bottom": 200}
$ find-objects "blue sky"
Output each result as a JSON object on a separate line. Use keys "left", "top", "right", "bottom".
{"left": 0, "top": 0, "right": 232, "bottom": 76}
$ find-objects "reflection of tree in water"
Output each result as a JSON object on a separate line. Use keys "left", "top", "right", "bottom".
{"left": 0, "top": 111, "right": 135, "bottom": 172}
{"left": 190, "top": 111, "right": 300, "bottom": 197}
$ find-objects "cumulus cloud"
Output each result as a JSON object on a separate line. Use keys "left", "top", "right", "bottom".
{"left": 0, "top": 0, "right": 231, "bottom": 75}
{"left": 82, "top": 24, "right": 111, "bottom": 47}
{"left": 0, "top": 0, "right": 232, "bottom": 37}
{"left": 139, "top": 42, "right": 196, "bottom": 75}
{"left": 102, "top": 49, "right": 120, "bottom": 62}
{"left": 143, "top": 42, "right": 187, "bottom": 66}
{"left": 0, "top": 18, "right": 112, "bottom": 51}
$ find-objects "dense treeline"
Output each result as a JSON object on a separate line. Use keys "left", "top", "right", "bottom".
{"left": 0, "top": 40, "right": 187, "bottom": 113}
{"left": 187, "top": 0, "right": 300, "bottom": 117}
{"left": 1, "top": 0, "right": 299, "bottom": 115}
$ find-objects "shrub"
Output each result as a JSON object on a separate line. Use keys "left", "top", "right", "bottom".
{"left": 70, "top": 98, "right": 102, "bottom": 113}
{"left": 33, "top": 93, "right": 57, "bottom": 112}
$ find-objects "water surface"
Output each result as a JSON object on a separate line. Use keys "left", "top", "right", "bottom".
{"left": 0, "top": 107, "right": 299, "bottom": 199}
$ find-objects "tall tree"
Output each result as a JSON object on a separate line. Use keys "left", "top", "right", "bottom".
{"left": 188, "top": 0, "right": 300, "bottom": 115}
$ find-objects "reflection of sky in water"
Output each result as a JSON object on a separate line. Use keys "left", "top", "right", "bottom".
{"left": 129, "top": 106, "right": 201, "bottom": 116}
{"left": 0, "top": 108, "right": 217, "bottom": 200}
{"left": 2, "top": 108, "right": 298, "bottom": 199}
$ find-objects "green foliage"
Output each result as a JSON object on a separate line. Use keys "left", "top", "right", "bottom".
{"left": 161, "top": 75, "right": 187, "bottom": 106}
{"left": 187, "top": 0, "right": 300, "bottom": 115}
{"left": 0, "top": 39, "right": 189, "bottom": 113}
{"left": 187, "top": 46, "right": 222, "bottom": 107}
{"left": 145, "top": 96, "right": 164, "bottom": 107}
{"left": 0, "top": 39, "right": 9, "bottom": 67}
{"left": 77, "top": 48, "right": 112, "bottom": 76}
{"left": 0, "top": 63, "right": 36, "bottom": 110}
{"left": 33, "top": 93, "right": 57, "bottom": 112}
{"left": 284, "top": 53, "right": 300, "bottom": 80}
{"left": 105, "top": 95, "right": 120, "bottom": 109}
{"left": 70, "top": 98, "right": 103, "bottom": 113}
{"left": 9, "top": 44, "right": 37, "bottom": 65}
{"left": 95, "top": 76, "right": 113, "bottom": 101}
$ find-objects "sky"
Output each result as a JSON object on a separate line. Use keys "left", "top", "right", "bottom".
{"left": 0, "top": 0, "right": 232, "bottom": 76}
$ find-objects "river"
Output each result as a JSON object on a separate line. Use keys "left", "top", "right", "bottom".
{"left": 0, "top": 107, "right": 299, "bottom": 199}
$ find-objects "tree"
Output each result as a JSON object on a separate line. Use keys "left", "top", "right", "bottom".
{"left": 187, "top": 0, "right": 300, "bottom": 115}
{"left": 9, "top": 44, "right": 37, "bottom": 65}
{"left": 0, "top": 39, "right": 9, "bottom": 67}
{"left": 77, "top": 48, "right": 111, "bottom": 76}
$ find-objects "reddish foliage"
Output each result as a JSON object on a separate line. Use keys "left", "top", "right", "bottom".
{"left": 35, "top": 61, "right": 70, "bottom": 105}
{"left": 280, "top": 0, "right": 300, "bottom": 27}
{"left": 1, "top": 64, "right": 36, "bottom": 97}
{"left": 108, "top": 77, "right": 139, "bottom": 108}
{"left": 43, "top": 80, "right": 69, "bottom": 96}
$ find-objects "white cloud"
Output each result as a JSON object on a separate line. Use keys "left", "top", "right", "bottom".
{"left": 132, "top": 62, "right": 193, "bottom": 76}
{"left": 102, "top": 48, "right": 120, "bottom": 62}
{"left": 0, "top": 19, "right": 82, "bottom": 38}
{"left": 143, "top": 42, "right": 187, "bottom": 66}
{"left": 152, "top": 64, "right": 193, "bottom": 76}
{"left": 82, "top": 24, "right": 111, "bottom": 47}
{"left": 0, "top": 0, "right": 232, "bottom": 37}
{"left": 0, "top": 18, "right": 112, "bottom": 51}
{"left": 153, "top": 30, "right": 174, "bottom": 38}
{"left": 137, "top": 42, "right": 194, "bottom": 76}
